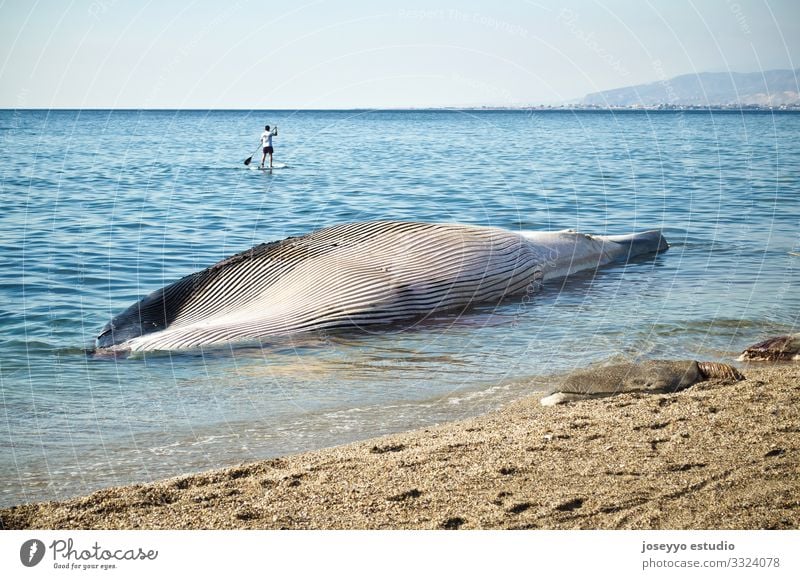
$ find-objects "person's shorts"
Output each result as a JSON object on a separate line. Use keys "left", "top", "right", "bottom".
{"left": 263, "top": 146, "right": 274, "bottom": 154}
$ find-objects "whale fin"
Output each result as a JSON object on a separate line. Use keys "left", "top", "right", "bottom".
{"left": 602, "top": 230, "right": 669, "bottom": 259}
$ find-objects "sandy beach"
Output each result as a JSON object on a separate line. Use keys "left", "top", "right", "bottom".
{"left": 2, "top": 363, "right": 797, "bottom": 530}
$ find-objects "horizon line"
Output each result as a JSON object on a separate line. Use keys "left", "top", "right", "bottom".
{"left": 2, "top": 105, "right": 799, "bottom": 112}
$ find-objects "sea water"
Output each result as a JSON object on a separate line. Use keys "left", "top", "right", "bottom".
{"left": 1, "top": 109, "right": 798, "bottom": 507}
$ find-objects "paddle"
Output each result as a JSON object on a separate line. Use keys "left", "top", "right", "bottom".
{"left": 243, "top": 143, "right": 260, "bottom": 166}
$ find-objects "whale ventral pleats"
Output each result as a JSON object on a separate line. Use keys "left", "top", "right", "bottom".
{"left": 95, "top": 220, "right": 669, "bottom": 352}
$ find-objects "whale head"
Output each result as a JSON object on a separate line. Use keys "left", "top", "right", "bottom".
{"left": 95, "top": 278, "right": 194, "bottom": 350}
{"left": 96, "top": 300, "right": 169, "bottom": 349}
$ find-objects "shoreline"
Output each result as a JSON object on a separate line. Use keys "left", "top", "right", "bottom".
{"left": 1, "top": 363, "right": 797, "bottom": 530}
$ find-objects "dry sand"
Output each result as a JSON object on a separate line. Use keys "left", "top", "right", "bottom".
{"left": 1, "top": 363, "right": 797, "bottom": 530}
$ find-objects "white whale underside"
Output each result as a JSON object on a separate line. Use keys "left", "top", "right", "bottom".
{"left": 98, "top": 221, "right": 668, "bottom": 352}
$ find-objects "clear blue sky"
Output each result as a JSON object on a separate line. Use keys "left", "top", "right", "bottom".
{"left": 1, "top": 0, "right": 797, "bottom": 108}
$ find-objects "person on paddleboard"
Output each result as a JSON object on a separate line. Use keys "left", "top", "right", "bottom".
{"left": 259, "top": 124, "right": 278, "bottom": 169}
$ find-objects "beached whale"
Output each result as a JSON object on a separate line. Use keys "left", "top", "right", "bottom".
{"left": 96, "top": 220, "right": 669, "bottom": 352}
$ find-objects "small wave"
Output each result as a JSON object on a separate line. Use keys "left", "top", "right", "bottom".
{"left": 646, "top": 318, "right": 787, "bottom": 333}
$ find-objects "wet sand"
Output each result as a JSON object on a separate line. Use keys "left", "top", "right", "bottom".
{"left": 1, "top": 364, "right": 797, "bottom": 530}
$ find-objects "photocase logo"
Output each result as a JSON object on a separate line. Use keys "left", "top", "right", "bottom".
{"left": 20, "top": 539, "right": 46, "bottom": 567}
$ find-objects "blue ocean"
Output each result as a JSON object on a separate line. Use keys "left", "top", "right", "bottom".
{"left": 1, "top": 109, "right": 798, "bottom": 507}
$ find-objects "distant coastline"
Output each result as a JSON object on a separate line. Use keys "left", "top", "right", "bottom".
{"left": 436, "top": 104, "right": 800, "bottom": 112}
{"left": 582, "top": 69, "right": 800, "bottom": 109}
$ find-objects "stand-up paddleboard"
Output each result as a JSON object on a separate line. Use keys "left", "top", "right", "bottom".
{"left": 253, "top": 162, "right": 288, "bottom": 170}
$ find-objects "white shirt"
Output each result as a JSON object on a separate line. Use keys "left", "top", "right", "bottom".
{"left": 260, "top": 128, "right": 276, "bottom": 148}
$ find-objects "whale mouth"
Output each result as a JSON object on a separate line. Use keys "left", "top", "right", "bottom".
{"left": 96, "top": 326, "right": 113, "bottom": 344}
{"left": 96, "top": 322, "right": 132, "bottom": 350}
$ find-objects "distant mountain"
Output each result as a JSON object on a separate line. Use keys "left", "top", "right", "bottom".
{"left": 583, "top": 69, "right": 800, "bottom": 107}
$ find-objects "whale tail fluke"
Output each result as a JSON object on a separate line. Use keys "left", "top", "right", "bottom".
{"left": 603, "top": 230, "right": 669, "bottom": 259}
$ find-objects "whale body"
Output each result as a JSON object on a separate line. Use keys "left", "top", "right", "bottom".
{"left": 96, "top": 220, "right": 668, "bottom": 352}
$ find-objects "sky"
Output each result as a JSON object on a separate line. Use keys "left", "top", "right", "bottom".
{"left": 1, "top": 0, "right": 798, "bottom": 108}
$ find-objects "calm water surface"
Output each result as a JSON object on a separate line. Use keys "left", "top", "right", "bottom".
{"left": 1, "top": 109, "right": 798, "bottom": 506}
